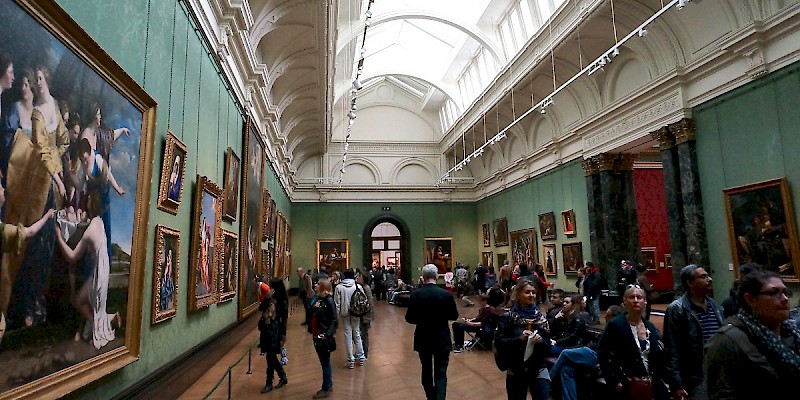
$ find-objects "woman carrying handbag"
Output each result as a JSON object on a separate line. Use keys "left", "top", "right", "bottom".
{"left": 597, "top": 284, "right": 669, "bottom": 400}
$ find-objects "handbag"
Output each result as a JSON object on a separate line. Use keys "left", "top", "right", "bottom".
{"left": 627, "top": 377, "right": 654, "bottom": 400}
{"left": 314, "top": 335, "right": 336, "bottom": 352}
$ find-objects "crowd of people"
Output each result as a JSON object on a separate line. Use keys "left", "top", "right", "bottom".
{"left": 256, "top": 258, "right": 798, "bottom": 400}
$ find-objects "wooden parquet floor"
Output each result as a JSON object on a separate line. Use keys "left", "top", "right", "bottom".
{"left": 179, "top": 296, "right": 507, "bottom": 399}
{"left": 178, "top": 295, "right": 665, "bottom": 399}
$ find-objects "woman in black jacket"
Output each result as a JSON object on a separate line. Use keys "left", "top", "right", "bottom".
{"left": 598, "top": 284, "right": 668, "bottom": 400}
{"left": 258, "top": 292, "right": 287, "bottom": 393}
{"left": 550, "top": 293, "right": 590, "bottom": 356}
{"left": 494, "top": 280, "right": 552, "bottom": 400}
{"left": 308, "top": 278, "right": 337, "bottom": 399}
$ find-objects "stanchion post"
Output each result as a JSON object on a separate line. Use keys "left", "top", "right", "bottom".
{"left": 227, "top": 369, "right": 232, "bottom": 400}
{"left": 246, "top": 348, "right": 253, "bottom": 374}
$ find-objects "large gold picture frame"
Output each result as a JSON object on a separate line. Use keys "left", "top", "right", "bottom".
{"left": 157, "top": 131, "right": 187, "bottom": 215}
{"left": 723, "top": 177, "right": 800, "bottom": 281}
{"left": 317, "top": 239, "right": 350, "bottom": 273}
{"left": 152, "top": 225, "right": 180, "bottom": 325}
{"left": 238, "top": 116, "right": 265, "bottom": 319}
{"left": 0, "top": 0, "right": 156, "bottom": 397}
{"left": 510, "top": 228, "right": 537, "bottom": 267}
{"left": 189, "top": 176, "right": 222, "bottom": 311}
{"left": 218, "top": 229, "right": 238, "bottom": 303}
{"left": 424, "top": 237, "right": 453, "bottom": 274}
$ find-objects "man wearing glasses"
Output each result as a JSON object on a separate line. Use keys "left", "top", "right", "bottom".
{"left": 663, "top": 264, "right": 723, "bottom": 400}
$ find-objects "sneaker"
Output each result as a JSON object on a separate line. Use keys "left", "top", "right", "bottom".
{"left": 357, "top": 358, "right": 366, "bottom": 366}
{"left": 346, "top": 361, "right": 355, "bottom": 369}
{"left": 313, "top": 389, "right": 331, "bottom": 399}
{"left": 453, "top": 347, "right": 463, "bottom": 353}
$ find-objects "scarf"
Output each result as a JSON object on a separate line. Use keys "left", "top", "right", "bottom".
{"left": 512, "top": 302, "right": 549, "bottom": 332}
{"left": 737, "top": 309, "right": 800, "bottom": 381}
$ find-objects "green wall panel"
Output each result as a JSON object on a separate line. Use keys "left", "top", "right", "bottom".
{"left": 694, "top": 62, "right": 800, "bottom": 298}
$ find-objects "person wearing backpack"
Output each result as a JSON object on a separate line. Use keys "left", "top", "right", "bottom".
{"left": 333, "top": 268, "right": 367, "bottom": 368}
{"left": 356, "top": 269, "right": 375, "bottom": 359}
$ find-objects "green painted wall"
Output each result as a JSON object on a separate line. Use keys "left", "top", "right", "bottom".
{"left": 52, "top": 0, "right": 289, "bottom": 398}
{"left": 476, "top": 160, "right": 590, "bottom": 291}
{"left": 291, "top": 202, "right": 477, "bottom": 284}
{"left": 694, "top": 62, "right": 800, "bottom": 298}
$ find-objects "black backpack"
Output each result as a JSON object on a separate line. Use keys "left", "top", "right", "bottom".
{"left": 349, "top": 284, "right": 372, "bottom": 317}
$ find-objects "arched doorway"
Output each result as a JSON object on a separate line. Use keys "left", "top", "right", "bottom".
{"left": 363, "top": 214, "right": 411, "bottom": 282}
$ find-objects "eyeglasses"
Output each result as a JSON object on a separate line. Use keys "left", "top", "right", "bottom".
{"left": 757, "top": 289, "right": 793, "bottom": 299}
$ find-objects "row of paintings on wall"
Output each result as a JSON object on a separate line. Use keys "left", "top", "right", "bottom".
{"left": 480, "top": 242, "right": 584, "bottom": 277}
{"left": 482, "top": 210, "right": 576, "bottom": 248}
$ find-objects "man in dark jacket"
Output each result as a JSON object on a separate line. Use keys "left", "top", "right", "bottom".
{"left": 663, "top": 264, "right": 722, "bottom": 400}
{"left": 582, "top": 262, "right": 606, "bottom": 324}
{"left": 405, "top": 264, "right": 459, "bottom": 400}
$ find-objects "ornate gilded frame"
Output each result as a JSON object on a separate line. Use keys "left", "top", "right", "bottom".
{"left": 424, "top": 237, "right": 454, "bottom": 275}
{"left": 261, "top": 189, "right": 273, "bottom": 242}
{"left": 222, "top": 147, "right": 240, "bottom": 221}
{"left": 723, "top": 177, "right": 800, "bottom": 281}
{"left": 152, "top": 225, "right": 180, "bottom": 324}
{"left": 316, "top": 239, "right": 350, "bottom": 273}
{"left": 218, "top": 229, "right": 238, "bottom": 302}
{"left": 0, "top": 0, "right": 156, "bottom": 398}
{"left": 238, "top": 116, "right": 265, "bottom": 319}
{"left": 561, "top": 209, "right": 577, "bottom": 236}
{"left": 562, "top": 242, "right": 584, "bottom": 275}
{"left": 157, "top": 131, "right": 187, "bottom": 215}
{"left": 189, "top": 175, "right": 222, "bottom": 311}
{"left": 542, "top": 243, "right": 557, "bottom": 277}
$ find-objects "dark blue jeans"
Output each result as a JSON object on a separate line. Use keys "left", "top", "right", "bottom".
{"left": 549, "top": 347, "right": 598, "bottom": 400}
{"left": 418, "top": 349, "right": 450, "bottom": 400}
{"left": 506, "top": 368, "right": 550, "bottom": 400}
{"left": 315, "top": 347, "right": 332, "bottom": 391}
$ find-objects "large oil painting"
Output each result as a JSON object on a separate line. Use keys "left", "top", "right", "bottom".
{"left": 510, "top": 228, "right": 537, "bottom": 268}
{"left": 0, "top": 0, "right": 156, "bottom": 397}
{"left": 724, "top": 177, "right": 800, "bottom": 281}
{"left": 317, "top": 239, "right": 348, "bottom": 273}
{"left": 189, "top": 176, "right": 221, "bottom": 311}
{"left": 493, "top": 218, "right": 508, "bottom": 246}
{"left": 424, "top": 237, "right": 453, "bottom": 274}
{"left": 152, "top": 225, "right": 179, "bottom": 324}
{"left": 237, "top": 117, "right": 264, "bottom": 319}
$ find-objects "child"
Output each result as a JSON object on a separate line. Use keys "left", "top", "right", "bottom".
{"left": 258, "top": 294, "right": 287, "bottom": 393}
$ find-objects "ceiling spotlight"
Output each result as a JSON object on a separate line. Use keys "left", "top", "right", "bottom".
{"left": 611, "top": 47, "right": 620, "bottom": 57}
{"left": 350, "top": 102, "right": 358, "bottom": 111}
{"left": 540, "top": 108, "right": 547, "bottom": 115}
{"left": 361, "top": 47, "right": 367, "bottom": 57}
{"left": 352, "top": 78, "right": 363, "bottom": 90}
{"left": 638, "top": 28, "right": 648, "bottom": 37}
{"left": 348, "top": 111, "right": 357, "bottom": 119}
{"left": 365, "top": 10, "right": 372, "bottom": 18}
{"left": 348, "top": 119, "right": 355, "bottom": 126}
{"left": 365, "top": 18, "right": 372, "bottom": 27}
{"left": 677, "top": 0, "right": 687, "bottom": 10}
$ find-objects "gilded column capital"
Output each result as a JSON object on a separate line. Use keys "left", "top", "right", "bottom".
{"left": 617, "top": 154, "right": 637, "bottom": 171}
{"left": 582, "top": 157, "right": 599, "bottom": 176}
{"left": 650, "top": 126, "right": 676, "bottom": 150}
{"left": 670, "top": 118, "right": 696, "bottom": 145}
{"left": 597, "top": 153, "right": 617, "bottom": 172}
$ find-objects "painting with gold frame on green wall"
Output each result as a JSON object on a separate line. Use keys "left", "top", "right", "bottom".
{"left": 424, "top": 237, "right": 453, "bottom": 274}
{"left": 0, "top": 0, "right": 157, "bottom": 397}
{"left": 238, "top": 116, "right": 265, "bottom": 319}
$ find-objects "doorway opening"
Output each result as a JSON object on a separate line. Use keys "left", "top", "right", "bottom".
{"left": 363, "top": 214, "right": 410, "bottom": 282}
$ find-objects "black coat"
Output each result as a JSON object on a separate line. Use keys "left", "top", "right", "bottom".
{"left": 308, "top": 294, "right": 337, "bottom": 338}
{"left": 494, "top": 308, "right": 552, "bottom": 373}
{"left": 405, "top": 283, "right": 459, "bottom": 352}
{"left": 258, "top": 298, "right": 288, "bottom": 354}
{"left": 598, "top": 313, "right": 668, "bottom": 399}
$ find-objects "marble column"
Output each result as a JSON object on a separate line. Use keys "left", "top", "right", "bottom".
{"left": 617, "top": 154, "right": 642, "bottom": 267}
{"left": 652, "top": 127, "right": 688, "bottom": 294}
{"left": 672, "top": 119, "right": 710, "bottom": 269}
{"left": 583, "top": 158, "right": 603, "bottom": 268}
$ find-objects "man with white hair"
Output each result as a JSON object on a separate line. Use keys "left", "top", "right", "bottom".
{"left": 405, "top": 264, "right": 459, "bottom": 400}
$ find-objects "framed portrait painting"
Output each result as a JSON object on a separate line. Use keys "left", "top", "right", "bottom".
{"left": 189, "top": 176, "right": 222, "bottom": 311}
{"left": 481, "top": 251, "right": 493, "bottom": 268}
{"left": 493, "top": 218, "right": 509, "bottom": 247}
{"left": 222, "top": 147, "right": 240, "bottom": 221}
{"left": 724, "top": 178, "right": 800, "bottom": 281}
{"left": 317, "top": 240, "right": 349, "bottom": 273}
{"left": 562, "top": 210, "right": 576, "bottom": 236}
{"left": 238, "top": 116, "right": 265, "bottom": 319}
{"left": 482, "top": 223, "right": 490, "bottom": 247}
{"left": 642, "top": 247, "right": 657, "bottom": 271}
{"left": 424, "top": 238, "right": 453, "bottom": 274}
{"left": 538, "top": 212, "right": 556, "bottom": 240}
{"left": 562, "top": 242, "right": 583, "bottom": 275}
{"left": 664, "top": 254, "right": 672, "bottom": 269}
{"left": 218, "top": 230, "right": 238, "bottom": 302}
{"left": 542, "top": 243, "right": 557, "bottom": 277}
{"left": 497, "top": 253, "right": 508, "bottom": 269}
{"left": 152, "top": 225, "right": 180, "bottom": 325}
{"left": 261, "top": 189, "right": 273, "bottom": 242}
{"left": 0, "top": 0, "right": 157, "bottom": 397}
{"left": 510, "top": 228, "right": 537, "bottom": 267}
{"left": 157, "top": 131, "right": 187, "bottom": 215}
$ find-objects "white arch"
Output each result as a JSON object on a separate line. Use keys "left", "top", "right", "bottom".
{"left": 330, "top": 157, "right": 383, "bottom": 184}
{"left": 390, "top": 158, "right": 439, "bottom": 184}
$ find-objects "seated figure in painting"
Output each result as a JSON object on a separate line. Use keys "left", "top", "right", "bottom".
{"left": 54, "top": 214, "right": 122, "bottom": 349}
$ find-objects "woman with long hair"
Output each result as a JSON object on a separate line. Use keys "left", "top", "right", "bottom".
{"left": 308, "top": 278, "right": 337, "bottom": 399}
{"left": 494, "top": 280, "right": 552, "bottom": 399}
{"left": 597, "top": 284, "right": 668, "bottom": 399}
{"left": 705, "top": 268, "right": 799, "bottom": 398}
{"left": 258, "top": 279, "right": 289, "bottom": 393}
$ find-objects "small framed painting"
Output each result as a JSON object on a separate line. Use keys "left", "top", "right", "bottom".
{"left": 222, "top": 147, "right": 240, "bottom": 221}
{"left": 642, "top": 247, "right": 657, "bottom": 271}
{"left": 562, "top": 242, "right": 583, "bottom": 275}
{"left": 542, "top": 243, "right": 557, "bottom": 277}
{"left": 561, "top": 209, "right": 576, "bottom": 236}
{"left": 538, "top": 212, "right": 556, "bottom": 240}
{"left": 481, "top": 251, "right": 493, "bottom": 268}
{"left": 189, "top": 175, "right": 223, "bottom": 311}
{"left": 664, "top": 253, "right": 672, "bottom": 269}
{"left": 218, "top": 229, "right": 238, "bottom": 302}
{"left": 482, "top": 223, "right": 490, "bottom": 247}
{"left": 157, "top": 130, "right": 188, "bottom": 215}
{"left": 493, "top": 218, "right": 509, "bottom": 247}
{"left": 152, "top": 225, "right": 180, "bottom": 324}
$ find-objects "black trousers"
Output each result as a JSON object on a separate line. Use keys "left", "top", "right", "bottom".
{"left": 417, "top": 349, "right": 450, "bottom": 400}
{"left": 451, "top": 322, "right": 480, "bottom": 348}
{"left": 265, "top": 352, "right": 285, "bottom": 384}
